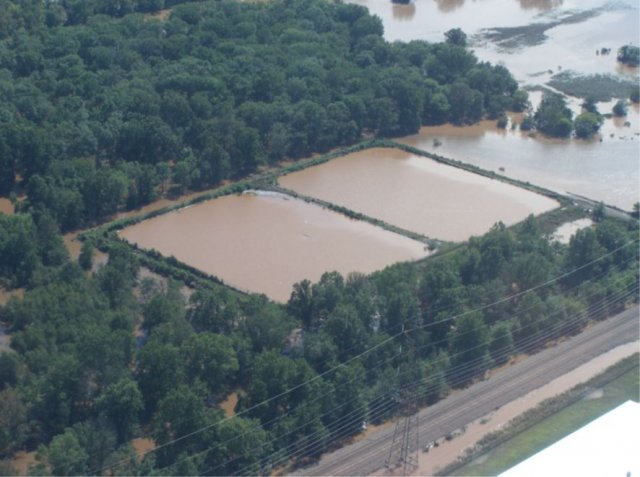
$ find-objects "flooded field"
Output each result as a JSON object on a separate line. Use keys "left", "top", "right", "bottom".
{"left": 352, "top": 0, "right": 558, "bottom": 44}
{"left": 416, "top": 341, "right": 639, "bottom": 476}
{"left": 352, "top": 0, "right": 639, "bottom": 210}
{"left": 118, "top": 192, "right": 430, "bottom": 303}
{"left": 352, "top": 0, "right": 638, "bottom": 83}
{"left": 399, "top": 104, "right": 639, "bottom": 210}
{"left": 551, "top": 218, "right": 593, "bottom": 244}
{"left": 279, "top": 148, "right": 558, "bottom": 242}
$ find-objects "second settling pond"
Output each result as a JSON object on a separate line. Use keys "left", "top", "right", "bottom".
{"left": 279, "top": 148, "right": 559, "bottom": 242}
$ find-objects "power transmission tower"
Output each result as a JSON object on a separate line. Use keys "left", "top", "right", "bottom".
{"left": 384, "top": 412, "right": 419, "bottom": 476}
{"left": 384, "top": 327, "right": 420, "bottom": 476}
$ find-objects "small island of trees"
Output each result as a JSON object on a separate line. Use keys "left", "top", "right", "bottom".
{"left": 522, "top": 92, "right": 607, "bottom": 140}
{"left": 0, "top": 1, "right": 638, "bottom": 476}
{"left": 617, "top": 44, "right": 640, "bottom": 67}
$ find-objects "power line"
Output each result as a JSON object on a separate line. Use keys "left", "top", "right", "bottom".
{"left": 311, "top": 296, "right": 639, "bottom": 475}
{"left": 93, "top": 240, "right": 638, "bottom": 476}
{"left": 162, "top": 280, "right": 638, "bottom": 477}
{"left": 193, "top": 264, "right": 639, "bottom": 476}
{"left": 186, "top": 283, "right": 633, "bottom": 477}
{"left": 200, "top": 283, "right": 637, "bottom": 476}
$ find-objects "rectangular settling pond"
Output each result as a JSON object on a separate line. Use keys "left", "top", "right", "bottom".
{"left": 279, "top": 148, "right": 559, "bottom": 242}
{"left": 118, "top": 192, "right": 430, "bottom": 303}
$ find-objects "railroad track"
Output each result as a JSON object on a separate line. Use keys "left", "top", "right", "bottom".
{"left": 301, "top": 306, "right": 639, "bottom": 476}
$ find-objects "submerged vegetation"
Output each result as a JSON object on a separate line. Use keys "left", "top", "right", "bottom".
{"left": 0, "top": 0, "right": 524, "bottom": 233}
{"left": 617, "top": 45, "right": 640, "bottom": 67}
{"left": 1, "top": 202, "right": 638, "bottom": 474}
{"left": 478, "top": 10, "right": 599, "bottom": 49}
{"left": 528, "top": 92, "right": 605, "bottom": 139}
{"left": 0, "top": 1, "right": 638, "bottom": 476}
{"left": 548, "top": 71, "right": 638, "bottom": 102}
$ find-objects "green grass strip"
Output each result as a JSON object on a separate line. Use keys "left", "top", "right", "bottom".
{"left": 443, "top": 353, "right": 639, "bottom": 476}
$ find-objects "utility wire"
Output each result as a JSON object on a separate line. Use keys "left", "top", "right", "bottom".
{"left": 194, "top": 283, "right": 636, "bottom": 476}
{"left": 212, "top": 278, "right": 637, "bottom": 476}
{"left": 93, "top": 240, "right": 637, "bottom": 476}
{"left": 224, "top": 283, "right": 637, "bottom": 476}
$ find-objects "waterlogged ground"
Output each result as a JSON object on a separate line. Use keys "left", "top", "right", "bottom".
{"left": 550, "top": 218, "right": 593, "bottom": 244}
{"left": 399, "top": 102, "right": 639, "bottom": 210}
{"left": 279, "top": 148, "right": 558, "bottom": 242}
{"left": 352, "top": 0, "right": 640, "bottom": 210}
{"left": 352, "top": 0, "right": 638, "bottom": 84}
{"left": 118, "top": 192, "right": 430, "bottom": 303}
{"left": 0, "top": 198, "right": 14, "bottom": 215}
{"left": 417, "top": 342, "right": 639, "bottom": 476}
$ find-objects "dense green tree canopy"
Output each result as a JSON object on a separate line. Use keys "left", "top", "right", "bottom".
{"left": 0, "top": 1, "right": 638, "bottom": 475}
{"left": 534, "top": 92, "right": 573, "bottom": 138}
{"left": 0, "top": 0, "right": 524, "bottom": 231}
{"left": 0, "top": 209, "right": 637, "bottom": 474}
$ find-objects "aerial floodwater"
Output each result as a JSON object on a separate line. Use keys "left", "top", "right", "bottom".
{"left": 400, "top": 99, "right": 639, "bottom": 211}
{"left": 352, "top": 0, "right": 640, "bottom": 210}
{"left": 118, "top": 192, "right": 430, "bottom": 303}
{"left": 279, "top": 148, "right": 558, "bottom": 242}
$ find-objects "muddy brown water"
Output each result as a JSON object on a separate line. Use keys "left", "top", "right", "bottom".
{"left": 352, "top": 0, "right": 638, "bottom": 82}
{"left": 351, "top": 0, "right": 551, "bottom": 44}
{"left": 279, "top": 148, "right": 558, "bottom": 242}
{"left": 10, "top": 451, "right": 37, "bottom": 476}
{"left": 399, "top": 103, "right": 639, "bottom": 211}
{"left": 220, "top": 391, "right": 239, "bottom": 417}
{"left": 0, "top": 288, "right": 24, "bottom": 306}
{"left": 132, "top": 437, "right": 156, "bottom": 459}
{"left": 413, "top": 341, "right": 639, "bottom": 476}
{"left": 551, "top": 218, "right": 593, "bottom": 244}
{"left": 63, "top": 232, "right": 108, "bottom": 272}
{"left": 352, "top": 0, "right": 640, "bottom": 210}
{"left": 118, "top": 192, "right": 430, "bottom": 303}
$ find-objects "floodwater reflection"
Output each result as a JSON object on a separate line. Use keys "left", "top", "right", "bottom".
{"left": 348, "top": 0, "right": 638, "bottom": 211}
{"left": 392, "top": 3, "right": 415, "bottom": 20}
{"left": 434, "top": 0, "right": 465, "bottom": 14}
{"left": 398, "top": 101, "right": 640, "bottom": 210}
{"left": 518, "top": 0, "right": 563, "bottom": 11}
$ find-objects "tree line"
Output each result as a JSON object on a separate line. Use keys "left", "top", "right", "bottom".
{"left": 0, "top": 211, "right": 637, "bottom": 475}
{"left": 0, "top": 0, "right": 526, "bottom": 231}
{"left": 0, "top": 0, "right": 638, "bottom": 475}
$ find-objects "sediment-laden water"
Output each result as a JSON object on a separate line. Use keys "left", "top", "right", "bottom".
{"left": 352, "top": 0, "right": 640, "bottom": 210}
{"left": 118, "top": 193, "right": 430, "bottom": 303}
{"left": 279, "top": 148, "right": 558, "bottom": 242}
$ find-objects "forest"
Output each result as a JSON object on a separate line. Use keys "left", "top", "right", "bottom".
{"left": 0, "top": 0, "right": 639, "bottom": 476}
{"left": 1, "top": 208, "right": 638, "bottom": 475}
{"left": 0, "top": 0, "right": 525, "bottom": 231}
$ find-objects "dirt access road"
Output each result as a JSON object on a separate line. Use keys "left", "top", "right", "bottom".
{"left": 300, "top": 306, "right": 639, "bottom": 476}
